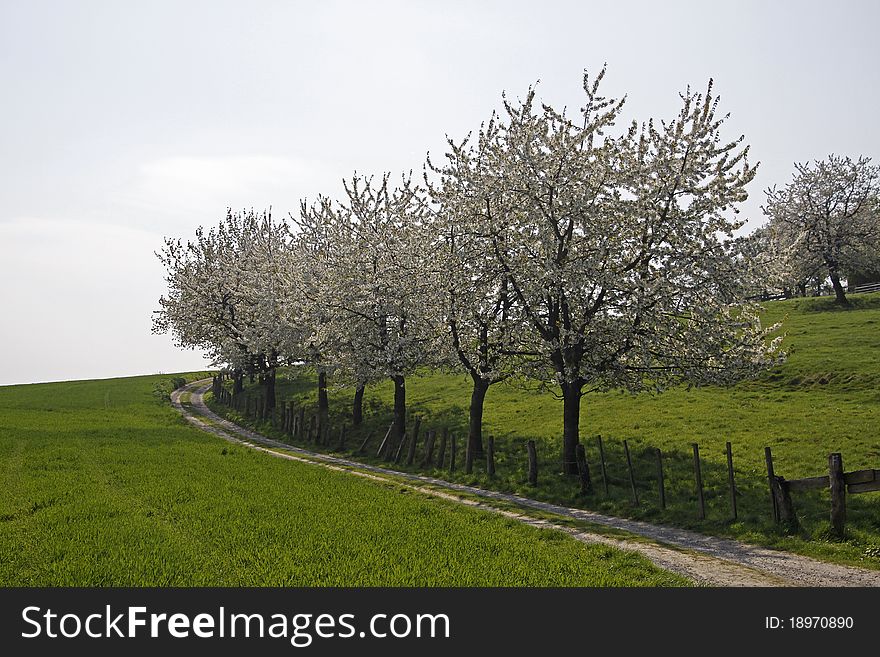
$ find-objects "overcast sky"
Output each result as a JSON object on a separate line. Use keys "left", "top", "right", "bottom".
{"left": 1, "top": 0, "right": 878, "bottom": 385}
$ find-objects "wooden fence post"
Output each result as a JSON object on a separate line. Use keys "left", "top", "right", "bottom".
{"left": 308, "top": 415, "right": 316, "bottom": 443}
{"left": 624, "top": 440, "right": 639, "bottom": 505}
{"left": 655, "top": 447, "right": 665, "bottom": 510}
{"left": 357, "top": 430, "right": 374, "bottom": 455}
{"left": 692, "top": 443, "right": 705, "bottom": 520}
{"left": 422, "top": 430, "right": 436, "bottom": 466}
{"left": 297, "top": 408, "right": 305, "bottom": 438}
{"left": 772, "top": 476, "right": 798, "bottom": 529}
{"left": 829, "top": 452, "right": 846, "bottom": 538}
{"left": 527, "top": 440, "right": 537, "bottom": 486}
{"left": 464, "top": 434, "right": 474, "bottom": 474}
{"left": 394, "top": 432, "right": 408, "bottom": 463}
{"left": 406, "top": 418, "right": 421, "bottom": 465}
{"left": 575, "top": 443, "right": 592, "bottom": 494}
{"left": 487, "top": 435, "right": 496, "bottom": 477}
{"left": 726, "top": 441, "right": 737, "bottom": 521}
{"left": 597, "top": 435, "right": 609, "bottom": 495}
{"left": 437, "top": 429, "right": 448, "bottom": 469}
{"left": 376, "top": 423, "right": 394, "bottom": 458}
{"left": 765, "top": 447, "right": 779, "bottom": 523}
{"left": 449, "top": 434, "right": 457, "bottom": 473}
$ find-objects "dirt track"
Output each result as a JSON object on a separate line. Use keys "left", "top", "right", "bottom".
{"left": 172, "top": 380, "right": 880, "bottom": 587}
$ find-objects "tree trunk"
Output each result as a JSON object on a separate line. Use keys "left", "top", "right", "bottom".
{"left": 352, "top": 384, "right": 365, "bottom": 427}
{"left": 391, "top": 375, "right": 406, "bottom": 447}
{"left": 829, "top": 270, "right": 849, "bottom": 305}
{"left": 232, "top": 370, "right": 243, "bottom": 395}
{"left": 263, "top": 368, "right": 276, "bottom": 410}
{"left": 560, "top": 379, "right": 583, "bottom": 475}
{"left": 317, "top": 370, "right": 330, "bottom": 429}
{"left": 467, "top": 374, "right": 489, "bottom": 459}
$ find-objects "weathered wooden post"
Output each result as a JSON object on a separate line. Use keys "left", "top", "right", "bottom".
{"left": 437, "top": 429, "right": 448, "bottom": 468}
{"left": 406, "top": 417, "right": 421, "bottom": 465}
{"left": 597, "top": 435, "right": 609, "bottom": 495}
{"left": 692, "top": 442, "right": 705, "bottom": 520}
{"left": 308, "top": 415, "right": 316, "bottom": 443}
{"left": 297, "top": 408, "right": 305, "bottom": 438}
{"left": 357, "top": 430, "right": 374, "bottom": 455}
{"left": 527, "top": 440, "right": 537, "bottom": 485}
{"left": 486, "top": 435, "right": 496, "bottom": 477}
{"left": 422, "top": 430, "right": 437, "bottom": 466}
{"left": 464, "top": 433, "right": 474, "bottom": 474}
{"left": 623, "top": 440, "right": 639, "bottom": 505}
{"left": 449, "top": 434, "right": 457, "bottom": 472}
{"left": 394, "top": 432, "right": 408, "bottom": 463}
{"left": 726, "top": 441, "right": 737, "bottom": 521}
{"left": 765, "top": 447, "right": 779, "bottom": 523}
{"left": 655, "top": 447, "right": 666, "bottom": 510}
{"left": 575, "top": 444, "right": 592, "bottom": 494}
{"left": 829, "top": 452, "right": 846, "bottom": 538}
{"left": 376, "top": 423, "right": 394, "bottom": 458}
{"left": 771, "top": 476, "right": 798, "bottom": 529}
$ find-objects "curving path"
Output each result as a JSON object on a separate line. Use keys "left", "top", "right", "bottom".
{"left": 171, "top": 380, "right": 880, "bottom": 587}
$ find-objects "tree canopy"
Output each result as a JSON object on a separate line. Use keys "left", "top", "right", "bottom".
{"left": 155, "top": 69, "right": 784, "bottom": 472}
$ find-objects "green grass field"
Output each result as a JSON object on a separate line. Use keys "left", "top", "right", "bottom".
{"left": 215, "top": 292, "right": 880, "bottom": 570}
{"left": 0, "top": 373, "right": 686, "bottom": 586}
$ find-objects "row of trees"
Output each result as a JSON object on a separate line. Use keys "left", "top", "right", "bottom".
{"left": 746, "top": 155, "right": 880, "bottom": 305}
{"left": 155, "top": 69, "right": 784, "bottom": 473}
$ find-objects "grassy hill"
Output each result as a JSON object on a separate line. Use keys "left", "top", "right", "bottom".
{"left": 0, "top": 373, "right": 685, "bottom": 586}
{"left": 218, "top": 292, "right": 880, "bottom": 569}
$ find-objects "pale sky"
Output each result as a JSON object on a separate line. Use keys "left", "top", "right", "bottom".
{"left": 1, "top": 0, "right": 878, "bottom": 385}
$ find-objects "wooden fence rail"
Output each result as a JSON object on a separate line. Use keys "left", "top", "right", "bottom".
{"left": 766, "top": 450, "right": 879, "bottom": 536}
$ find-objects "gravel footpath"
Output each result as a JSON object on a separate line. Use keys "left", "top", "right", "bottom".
{"left": 172, "top": 380, "right": 880, "bottom": 587}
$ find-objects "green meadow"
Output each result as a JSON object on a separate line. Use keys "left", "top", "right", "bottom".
{"left": 217, "top": 293, "right": 880, "bottom": 569}
{"left": 0, "top": 374, "right": 685, "bottom": 586}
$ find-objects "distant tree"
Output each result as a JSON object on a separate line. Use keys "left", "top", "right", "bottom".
{"left": 763, "top": 155, "right": 880, "bottom": 305}
{"left": 437, "top": 70, "right": 783, "bottom": 474}
{"left": 154, "top": 209, "right": 289, "bottom": 408}
{"left": 738, "top": 224, "right": 810, "bottom": 299}
{"left": 296, "top": 174, "right": 438, "bottom": 447}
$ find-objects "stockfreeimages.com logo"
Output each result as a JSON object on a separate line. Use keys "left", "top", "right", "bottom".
{"left": 22, "top": 606, "right": 450, "bottom": 647}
